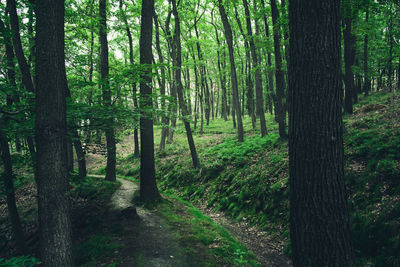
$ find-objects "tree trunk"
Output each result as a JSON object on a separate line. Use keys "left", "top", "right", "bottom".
{"left": 261, "top": 0, "right": 274, "bottom": 116}
{"left": 234, "top": 6, "right": 256, "bottom": 130}
{"left": 120, "top": 0, "right": 140, "bottom": 157}
{"left": 343, "top": 0, "right": 355, "bottom": 114}
{"left": 139, "top": 0, "right": 161, "bottom": 202}
{"left": 243, "top": 0, "right": 267, "bottom": 136}
{"left": 288, "top": 0, "right": 355, "bottom": 265}
{"left": 6, "top": 0, "right": 37, "bottom": 158}
{"left": 218, "top": 0, "right": 244, "bottom": 142}
{"left": 171, "top": 0, "right": 200, "bottom": 168}
{"left": 363, "top": 6, "right": 370, "bottom": 96}
{"left": 153, "top": 10, "right": 169, "bottom": 152}
{"left": 0, "top": 131, "right": 27, "bottom": 254}
{"left": 270, "top": 0, "right": 287, "bottom": 139}
{"left": 35, "top": 0, "right": 74, "bottom": 264}
{"left": 99, "top": 0, "right": 116, "bottom": 182}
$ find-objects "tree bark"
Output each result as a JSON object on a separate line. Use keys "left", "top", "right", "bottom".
{"left": 99, "top": 0, "right": 116, "bottom": 182}
{"left": 288, "top": 0, "right": 355, "bottom": 265}
{"left": 218, "top": 0, "right": 244, "bottom": 142}
{"left": 35, "top": 0, "right": 74, "bottom": 265}
{"left": 139, "top": 0, "right": 161, "bottom": 202}
{"left": 270, "top": 0, "right": 287, "bottom": 139}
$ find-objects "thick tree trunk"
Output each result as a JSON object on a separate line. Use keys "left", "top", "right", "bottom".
{"left": 218, "top": 0, "right": 244, "bottom": 142}
{"left": 243, "top": 0, "right": 267, "bottom": 136}
{"left": 0, "top": 131, "right": 26, "bottom": 254}
{"left": 288, "top": 1, "right": 355, "bottom": 265}
{"left": 270, "top": 0, "right": 287, "bottom": 139}
{"left": 139, "top": 0, "right": 161, "bottom": 202}
{"left": 35, "top": 1, "right": 74, "bottom": 265}
{"left": 99, "top": 0, "right": 116, "bottom": 182}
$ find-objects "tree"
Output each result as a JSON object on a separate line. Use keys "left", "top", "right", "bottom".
{"left": 139, "top": 0, "right": 161, "bottom": 202}
{"left": 35, "top": 0, "right": 74, "bottom": 265}
{"left": 243, "top": 0, "right": 267, "bottom": 136}
{"left": 99, "top": 0, "right": 117, "bottom": 182}
{"left": 217, "top": 0, "right": 244, "bottom": 142}
{"left": 0, "top": 129, "right": 26, "bottom": 254}
{"left": 270, "top": 0, "right": 287, "bottom": 139}
{"left": 171, "top": 0, "right": 200, "bottom": 168}
{"left": 288, "top": 0, "right": 355, "bottom": 265}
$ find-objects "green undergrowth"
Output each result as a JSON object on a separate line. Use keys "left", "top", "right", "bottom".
{"left": 70, "top": 175, "right": 122, "bottom": 266}
{"left": 156, "top": 194, "right": 260, "bottom": 266}
{"left": 117, "top": 91, "right": 400, "bottom": 265}
{"left": 344, "top": 91, "right": 400, "bottom": 266}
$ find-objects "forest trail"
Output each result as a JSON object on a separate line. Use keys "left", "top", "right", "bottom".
{"left": 198, "top": 205, "right": 291, "bottom": 266}
{"left": 101, "top": 177, "right": 190, "bottom": 267}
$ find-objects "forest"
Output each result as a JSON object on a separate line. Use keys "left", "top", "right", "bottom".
{"left": 0, "top": 0, "right": 399, "bottom": 266}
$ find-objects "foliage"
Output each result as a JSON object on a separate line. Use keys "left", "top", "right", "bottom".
{"left": 0, "top": 256, "right": 40, "bottom": 267}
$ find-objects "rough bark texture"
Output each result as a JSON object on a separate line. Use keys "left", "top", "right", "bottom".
{"left": 270, "top": 0, "right": 287, "bottom": 139}
{"left": 35, "top": 0, "right": 74, "bottom": 265}
{"left": 139, "top": 0, "right": 161, "bottom": 202}
{"left": 99, "top": 0, "right": 116, "bottom": 182}
{"left": 171, "top": 0, "right": 200, "bottom": 168}
{"left": 288, "top": 1, "right": 355, "bottom": 266}
{"left": 218, "top": 0, "right": 244, "bottom": 142}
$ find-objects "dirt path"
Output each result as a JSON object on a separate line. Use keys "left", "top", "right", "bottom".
{"left": 197, "top": 204, "right": 291, "bottom": 266}
{"left": 107, "top": 178, "right": 190, "bottom": 267}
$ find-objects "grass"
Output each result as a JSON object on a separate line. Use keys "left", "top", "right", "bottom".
{"left": 155, "top": 195, "right": 260, "bottom": 266}
{"left": 117, "top": 90, "right": 400, "bottom": 265}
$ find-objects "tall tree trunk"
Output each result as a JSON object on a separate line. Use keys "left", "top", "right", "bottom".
{"left": 171, "top": 0, "right": 200, "bottom": 168}
{"left": 270, "top": 0, "right": 287, "bottom": 139}
{"left": 234, "top": 6, "right": 256, "bottom": 130}
{"left": 343, "top": 5, "right": 355, "bottom": 114}
{"left": 243, "top": 0, "right": 267, "bottom": 136}
{"left": 212, "top": 19, "right": 228, "bottom": 121}
{"left": 139, "top": 0, "right": 161, "bottom": 202}
{"left": 288, "top": 0, "right": 355, "bottom": 265}
{"left": 6, "top": 0, "right": 36, "bottom": 158}
{"left": 153, "top": 10, "right": 168, "bottom": 152}
{"left": 120, "top": 0, "right": 140, "bottom": 157}
{"left": 35, "top": 0, "right": 74, "bottom": 264}
{"left": 218, "top": 0, "right": 244, "bottom": 142}
{"left": 0, "top": 131, "right": 27, "bottom": 254}
{"left": 194, "top": 23, "right": 210, "bottom": 127}
{"left": 363, "top": 5, "right": 370, "bottom": 96}
{"left": 165, "top": 12, "right": 178, "bottom": 144}
{"left": 99, "top": 0, "right": 116, "bottom": 182}
{"left": 261, "top": 0, "right": 274, "bottom": 115}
